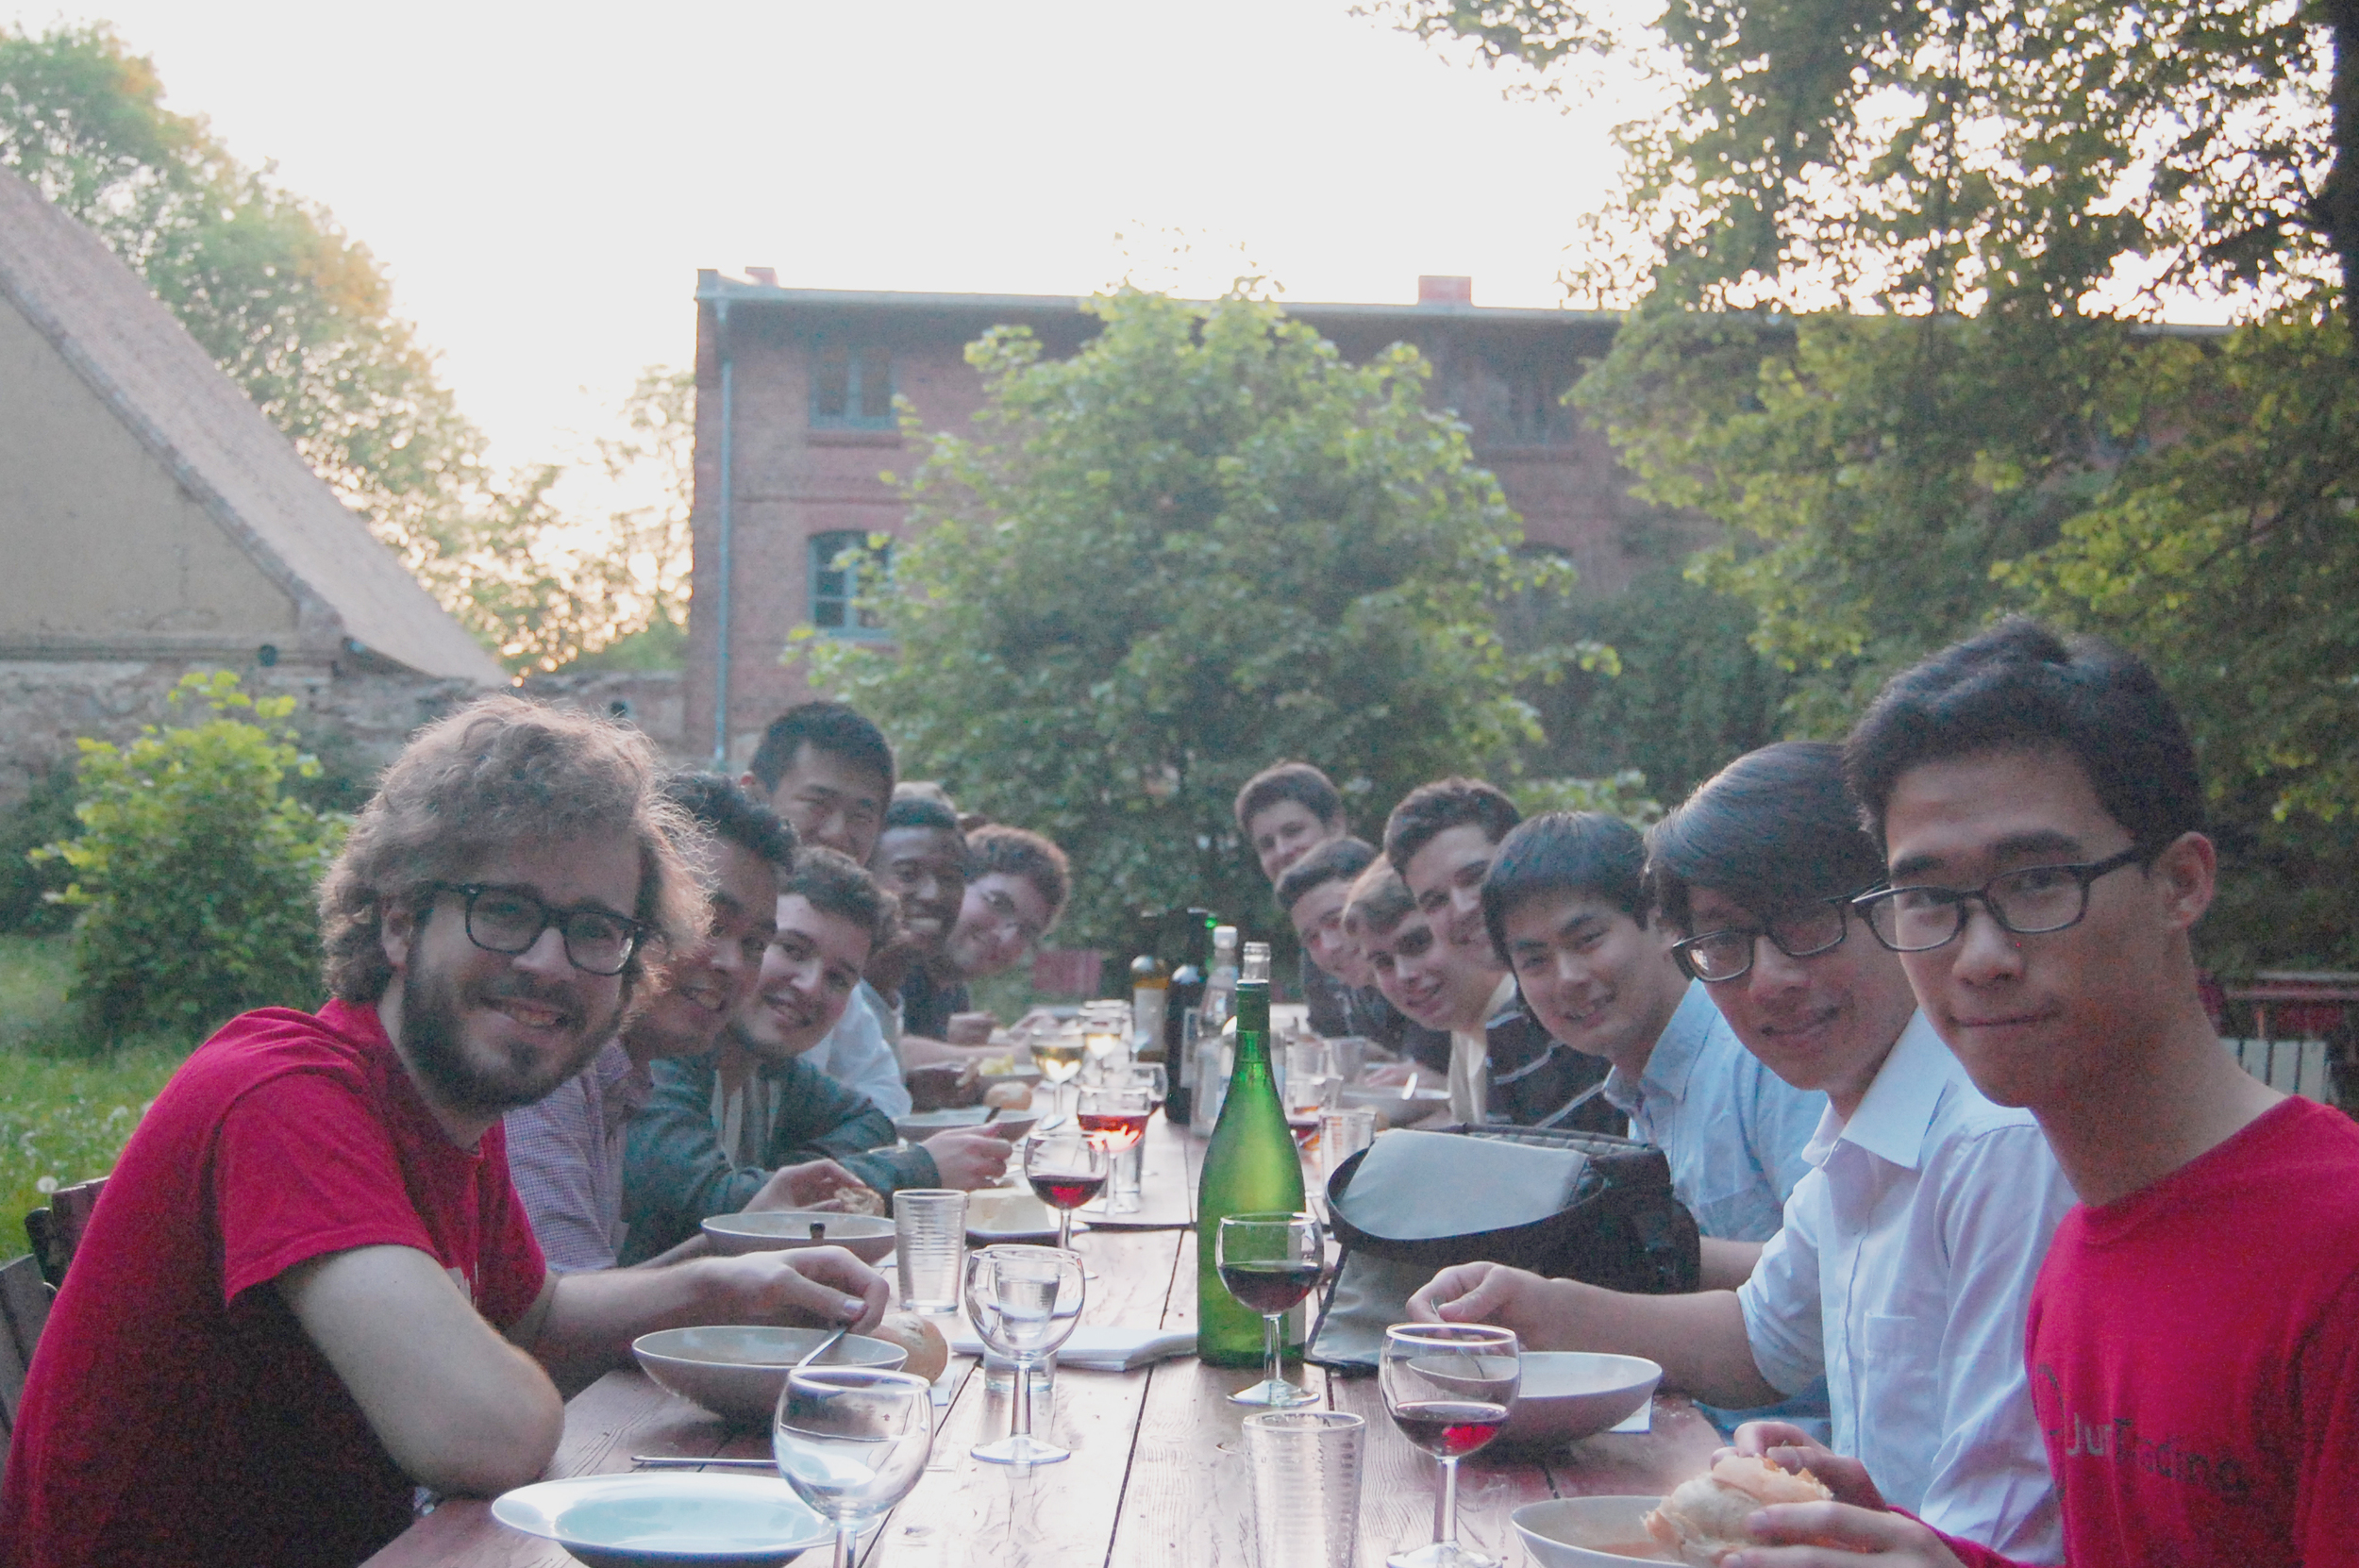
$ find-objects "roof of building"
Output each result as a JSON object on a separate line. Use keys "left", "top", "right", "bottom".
{"left": 0, "top": 167, "right": 505, "bottom": 685}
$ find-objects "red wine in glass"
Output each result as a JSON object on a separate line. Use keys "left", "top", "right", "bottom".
{"left": 1077, "top": 1110, "right": 1149, "bottom": 1151}
{"left": 1388, "top": 1399, "right": 1509, "bottom": 1459}
{"left": 1029, "top": 1172, "right": 1107, "bottom": 1211}
{"left": 1216, "top": 1259, "right": 1321, "bottom": 1315}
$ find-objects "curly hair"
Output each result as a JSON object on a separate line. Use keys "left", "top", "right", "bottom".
{"left": 318, "top": 696, "right": 706, "bottom": 1003}
{"left": 780, "top": 845, "right": 899, "bottom": 955}
{"left": 966, "top": 825, "right": 1071, "bottom": 927}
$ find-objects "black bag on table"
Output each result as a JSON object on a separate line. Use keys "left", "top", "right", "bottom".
{"left": 1303, "top": 1123, "right": 1700, "bottom": 1373}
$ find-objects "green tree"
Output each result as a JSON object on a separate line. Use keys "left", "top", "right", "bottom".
{"left": 42, "top": 672, "right": 346, "bottom": 1044}
{"left": 808, "top": 288, "right": 1599, "bottom": 948}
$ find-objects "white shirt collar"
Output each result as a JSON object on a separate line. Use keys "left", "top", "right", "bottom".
{"left": 1828, "top": 1010, "right": 1958, "bottom": 1173}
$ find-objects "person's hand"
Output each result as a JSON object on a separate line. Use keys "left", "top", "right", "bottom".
{"left": 920, "top": 1126, "right": 1016, "bottom": 1189}
{"left": 1404, "top": 1260, "right": 1564, "bottom": 1343}
{"left": 906, "top": 1061, "right": 983, "bottom": 1111}
{"left": 1726, "top": 1423, "right": 1888, "bottom": 1511}
{"left": 945, "top": 1011, "right": 998, "bottom": 1046}
{"left": 701, "top": 1246, "right": 889, "bottom": 1333}
{"left": 744, "top": 1159, "right": 863, "bottom": 1213}
{"left": 1721, "top": 1500, "right": 1968, "bottom": 1568}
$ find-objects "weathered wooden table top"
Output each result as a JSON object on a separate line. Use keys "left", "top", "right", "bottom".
{"left": 367, "top": 1116, "right": 1717, "bottom": 1568}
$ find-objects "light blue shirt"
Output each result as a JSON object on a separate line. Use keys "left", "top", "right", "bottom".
{"left": 1602, "top": 980, "right": 1825, "bottom": 1242}
{"left": 801, "top": 980, "right": 912, "bottom": 1119}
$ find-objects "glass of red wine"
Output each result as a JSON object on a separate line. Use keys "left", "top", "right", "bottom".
{"left": 1378, "top": 1323, "right": 1520, "bottom": 1568}
{"left": 1077, "top": 1083, "right": 1153, "bottom": 1214}
{"left": 1216, "top": 1211, "right": 1325, "bottom": 1409}
{"left": 1023, "top": 1126, "right": 1110, "bottom": 1252}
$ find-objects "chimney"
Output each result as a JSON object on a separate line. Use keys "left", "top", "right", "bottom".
{"left": 1417, "top": 275, "right": 1473, "bottom": 307}
{"left": 745, "top": 267, "right": 779, "bottom": 288}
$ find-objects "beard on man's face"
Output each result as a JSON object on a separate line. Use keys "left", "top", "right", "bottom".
{"left": 400, "top": 955, "right": 627, "bottom": 1117}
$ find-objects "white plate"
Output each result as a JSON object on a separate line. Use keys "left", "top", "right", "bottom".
{"left": 492, "top": 1473, "right": 832, "bottom": 1568}
{"left": 962, "top": 1190, "right": 1074, "bottom": 1243}
{"left": 1511, "top": 1495, "right": 1677, "bottom": 1566}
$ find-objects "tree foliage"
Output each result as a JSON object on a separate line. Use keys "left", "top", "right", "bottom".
{"left": 40, "top": 673, "right": 346, "bottom": 1043}
{"left": 808, "top": 288, "right": 1599, "bottom": 948}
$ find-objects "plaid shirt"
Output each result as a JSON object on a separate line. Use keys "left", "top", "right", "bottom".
{"left": 503, "top": 1041, "right": 650, "bottom": 1272}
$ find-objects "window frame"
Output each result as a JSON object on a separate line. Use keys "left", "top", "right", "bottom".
{"left": 809, "top": 341, "right": 896, "bottom": 430}
{"left": 808, "top": 529, "right": 894, "bottom": 640}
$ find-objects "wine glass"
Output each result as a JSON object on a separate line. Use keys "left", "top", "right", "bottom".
{"left": 1031, "top": 1020, "right": 1086, "bottom": 1118}
{"left": 964, "top": 1244, "right": 1086, "bottom": 1465}
{"left": 1077, "top": 1082, "right": 1154, "bottom": 1215}
{"left": 1379, "top": 1323, "right": 1520, "bottom": 1568}
{"left": 1217, "top": 1212, "right": 1324, "bottom": 1409}
{"left": 1024, "top": 1126, "right": 1110, "bottom": 1252}
{"left": 772, "top": 1366, "right": 935, "bottom": 1568}
{"left": 1079, "top": 999, "right": 1129, "bottom": 1081}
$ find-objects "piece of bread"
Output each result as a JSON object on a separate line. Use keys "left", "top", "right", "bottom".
{"left": 828, "top": 1181, "right": 886, "bottom": 1218}
{"left": 872, "top": 1310, "right": 950, "bottom": 1382}
{"left": 1643, "top": 1454, "right": 1833, "bottom": 1566}
{"left": 984, "top": 1081, "right": 1032, "bottom": 1110}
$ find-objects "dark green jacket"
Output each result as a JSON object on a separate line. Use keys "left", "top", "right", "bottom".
{"left": 620, "top": 1049, "right": 937, "bottom": 1263}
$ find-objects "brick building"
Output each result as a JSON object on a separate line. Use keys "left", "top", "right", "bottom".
{"left": 685, "top": 272, "right": 1681, "bottom": 770}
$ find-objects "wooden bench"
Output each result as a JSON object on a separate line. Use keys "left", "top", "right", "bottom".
{"left": 23, "top": 1175, "right": 105, "bottom": 1290}
{"left": 0, "top": 1252, "right": 55, "bottom": 1445}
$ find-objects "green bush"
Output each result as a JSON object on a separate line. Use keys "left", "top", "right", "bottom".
{"left": 42, "top": 672, "right": 347, "bottom": 1044}
{"left": 0, "top": 763, "right": 79, "bottom": 934}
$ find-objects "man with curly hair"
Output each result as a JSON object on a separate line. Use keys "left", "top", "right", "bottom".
{"left": 0, "top": 699, "right": 890, "bottom": 1568}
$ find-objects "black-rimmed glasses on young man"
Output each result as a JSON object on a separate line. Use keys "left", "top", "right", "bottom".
{"left": 427, "top": 881, "right": 646, "bottom": 976}
{"left": 1850, "top": 844, "right": 2152, "bottom": 955}
{"left": 1670, "top": 895, "right": 1858, "bottom": 985}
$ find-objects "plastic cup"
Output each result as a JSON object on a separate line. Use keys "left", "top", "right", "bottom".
{"left": 893, "top": 1190, "right": 966, "bottom": 1313}
{"left": 1318, "top": 1108, "right": 1379, "bottom": 1181}
{"left": 1246, "top": 1409, "right": 1364, "bottom": 1568}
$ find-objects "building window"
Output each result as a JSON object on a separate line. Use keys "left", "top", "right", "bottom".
{"left": 811, "top": 343, "right": 895, "bottom": 428}
{"left": 810, "top": 530, "right": 892, "bottom": 637}
{"left": 1501, "top": 366, "right": 1574, "bottom": 446}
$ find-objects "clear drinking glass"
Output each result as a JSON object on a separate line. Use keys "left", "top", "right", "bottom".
{"left": 772, "top": 1366, "right": 936, "bottom": 1568}
{"left": 1247, "top": 1410, "right": 1366, "bottom": 1568}
{"left": 1023, "top": 1126, "right": 1110, "bottom": 1252}
{"left": 1031, "top": 1019, "right": 1087, "bottom": 1117}
{"left": 964, "top": 1244, "right": 1086, "bottom": 1465}
{"left": 1379, "top": 1323, "right": 1520, "bottom": 1568}
{"left": 891, "top": 1190, "right": 966, "bottom": 1315}
{"left": 1079, "top": 999, "right": 1130, "bottom": 1082}
{"left": 1217, "top": 1211, "right": 1324, "bottom": 1409}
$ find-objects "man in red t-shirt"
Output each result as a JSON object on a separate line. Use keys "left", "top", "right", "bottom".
{"left": 1709, "top": 620, "right": 2359, "bottom": 1568}
{"left": 0, "top": 698, "right": 891, "bottom": 1568}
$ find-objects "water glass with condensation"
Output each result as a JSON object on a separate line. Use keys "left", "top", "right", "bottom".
{"left": 1246, "top": 1409, "right": 1364, "bottom": 1568}
{"left": 1319, "top": 1108, "right": 1379, "bottom": 1183}
{"left": 893, "top": 1190, "right": 966, "bottom": 1314}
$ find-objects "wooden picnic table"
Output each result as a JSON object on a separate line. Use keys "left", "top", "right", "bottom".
{"left": 367, "top": 1114, "right": 1718, "bottom": 1568}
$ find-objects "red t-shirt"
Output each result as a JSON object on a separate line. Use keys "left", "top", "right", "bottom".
{"left": 1941, "top": 1096, "right": 2359, "bottom": 1568}
{"left": 0, "top": 1000, "right": 547, "bottom": 1568}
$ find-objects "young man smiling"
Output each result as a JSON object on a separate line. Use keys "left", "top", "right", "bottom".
{"left": 1407, "top": 742, "right": 2075, "bottom": 1562}
{"left": 1481, "top": 810, "right": 1824, "bottom": 1292}
{"left": 1728, "top": 622, "right": 2359, "bottom": 1568}
{"left": 0, "top": 701, "right": 889, "bottom": 1568}
{"left": 1279, "top": 836, "right": 1452, "bottom": 1071}
{"left": 1235, "top": 760, "right": 1348, "bottom": 883}
{"left": 869, "top": 793, "right": 971, "bottom": 1047}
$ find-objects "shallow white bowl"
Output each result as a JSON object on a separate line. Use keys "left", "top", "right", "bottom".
{"left": 1512, "top": 1495, "right": 1677, "bottom": 1566}
{"left": 632, "top": 1326, "right": 906, "bottom": 1426}
{"left": 894, "top": 1106, "right": 992, "bottom": 1142}
{"left": 1498, "top": 1352, "right": 1663, "bottom": 1447}
{"left": 492, "top": 1473, "right": 832, "bottom": 1568}
{"left": 963, "top": 1189, "right": 1063, "bottom": 1243}
{"left": 700, "top": 1210, "right": 896, "bottom": 1263}
{"left": 1338, "top": 1083, "right": 1454, "bottom": 1128}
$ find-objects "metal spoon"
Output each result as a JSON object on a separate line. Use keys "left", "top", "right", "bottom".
{"left": 632, "top": 1455, "right": 778, "bottom": 1469}
{"left": 795, "top": 1323, "right": 850, "bottom": 1369}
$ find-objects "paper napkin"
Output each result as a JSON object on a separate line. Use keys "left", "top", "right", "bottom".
{"left": 945, "top": 1323, "right": 1196, "bottom": 1372}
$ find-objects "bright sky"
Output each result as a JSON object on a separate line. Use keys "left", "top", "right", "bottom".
{"left": 5, "top": 0, "right": 1636, "bottom": 484}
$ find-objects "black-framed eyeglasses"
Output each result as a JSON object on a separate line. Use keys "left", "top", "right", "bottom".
{"left": 1670, "top": 895, "right": 1856, "bottom": 984}
{"left": 427, "top": 882, "right": 646, "bottom": 976}
{"left": 1851, "top": 844, "right": 2151, "bottom": 955}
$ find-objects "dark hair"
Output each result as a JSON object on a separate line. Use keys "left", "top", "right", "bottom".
{"left": 967, "top": 825, "right": 1071, "bottom": 926}
{"left": 1481, "top": 812, "right": 1648, "bottom": 963}
{"left": 1384, "top": 777, "right": 1522, "bottom": 873}
{"left": 1234, "top": 762, "right": 1345, "bottom": 835}
{"left": 881, "top": 794, "right": 962, "bottom": 836}
{"left": 1646, "top": 742, "right": 1886, "bottom": 935}
{"left": 661, "top": 771, "right": 797, "bottom": 871}
{"left": 779, "top": 845, "right": 896, "bottom": 953}
{"left": 1274, "top": 836, "right": 1378, "bottom": 914}
{"left": 747, "top": 701, "right": 895, "bottom": 797}
{"left": 1844, "top": 616, "right": 2203, "bottom": 849}
{"left": 1342, "top": 861, "right": 1417, "bottom": 938}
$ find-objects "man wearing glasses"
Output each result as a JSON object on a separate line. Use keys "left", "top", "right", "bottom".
{"left": 0, "top": 700, "right": 889, "bottom": 1568}
{"left": 1409, "top": 741, "right": 2074, "bottom": 1562}
{"left": 1734, "top": 621, "right": 2359, "bottom": 1568}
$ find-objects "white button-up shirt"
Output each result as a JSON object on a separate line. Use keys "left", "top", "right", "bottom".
{"left": 1604, "top": 980, "right": 1826, "bottom": 1242}
{"left": 801, "top": 981, "right": 912, "bottom": 1119}
{"left": 1737, "top": 1011, "right": 2074, "bottom": 1562}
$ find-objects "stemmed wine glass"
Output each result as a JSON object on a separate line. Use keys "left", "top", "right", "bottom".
{"left": 772, "top": 1366, "right": 936, "bottom": 1568}
{"left": 964, "top": 1244, "right": 1086, "bottom": 1465}
{"left": 1217, "top": 1212, "right": 1324, "bottom": 1409}
{"left": 1379, "top": 1323, "right": 1521, "bottom": 1568}
{"left": 1031, "top": 1020, "right": 1086, "bottom": 1119}
{"left": 1076, "top": 1082, "right": 1153, "bottom": 1214}
{"left": 1024, "top": 1126, "right": 1110, "bottom": 1252}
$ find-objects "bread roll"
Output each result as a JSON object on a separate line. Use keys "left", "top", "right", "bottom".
{"left": 1642, "top": 1454, "right": 1832, "bottom": 1566}
{"left": 873, "top": 1310, "right": 950, "bottom": 1382}
{"left": 984, "top": 1081, "right": 1032, "bottom": 1110}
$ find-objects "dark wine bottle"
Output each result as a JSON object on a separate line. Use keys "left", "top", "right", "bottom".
{"left": 1164, "top": 909, "right": 1212, "bottom": 1126}
{"left": 1194, "top": 942, "right": 1306, "bottom": 1367}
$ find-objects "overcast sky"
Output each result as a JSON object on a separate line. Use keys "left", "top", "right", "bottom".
{"left": 6, "top": 1, "right": 1637, "bottom": 482}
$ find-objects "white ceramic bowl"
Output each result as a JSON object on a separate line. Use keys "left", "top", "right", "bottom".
{"left": 1498, "top": 1352, "right": 1662, "bottom": 1447}
{"left": 1511, "top": 1495, "right": 1677, "bottom": 1566}
{"left": 962, "top": 1189, "right": 1062, "bottom": 1243}
{"left": 1338, "top": 1083, "right": 1454, "bottom": 1128}
{"left": 492, "top": 1472, "right": 832, "bottom": 1568}
{"left": 893, "top": 1106, "right": 992, "bottom": 1142}
{"left": 700, "top": 1210, "right": 896, "bottom": 1263}
{"left": 632, "top": 1326, "right": 907, "bottom": 1426}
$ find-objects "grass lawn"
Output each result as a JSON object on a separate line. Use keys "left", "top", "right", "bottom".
{"left": 0, "top": 935, "right": 194, "bottom": 1257}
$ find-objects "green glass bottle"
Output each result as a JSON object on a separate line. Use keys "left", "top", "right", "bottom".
{"left": 1195, "top": 942, "right": 1306, "bottom": 1367}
